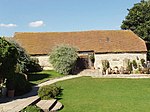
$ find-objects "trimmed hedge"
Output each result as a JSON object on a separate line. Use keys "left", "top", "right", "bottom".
{"left": 38, "top": 84, "right": 63, "bottom": 100}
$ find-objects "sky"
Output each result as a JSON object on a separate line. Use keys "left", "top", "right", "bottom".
{"left": 0, "top": 0, "right": 141, "bottom": 37}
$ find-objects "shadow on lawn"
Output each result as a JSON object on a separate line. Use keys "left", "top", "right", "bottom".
{"left": 28, "top": 73, "right": 50, "bottom": 82}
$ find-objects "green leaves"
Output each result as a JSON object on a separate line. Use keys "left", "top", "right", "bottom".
{"left": 49, "top": 44, "right": 78, "bottom": 75}
{"left": 38, "top": 84, "right": 63, "bottom": 99}
{"left": 121, "top": 1, "right": 150, "bottom": 41}
{"left": 0, "top": 37, "right": 19, "bottom": 78}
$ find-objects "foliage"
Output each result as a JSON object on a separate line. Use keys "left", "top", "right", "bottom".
{"left": 135, "top": 69, "right": 140, "bottom": 74}
{"left": 38, "top": 84, "right": 63, "bottom": 100}
{"left": 0, "top": 37, "right": 19, "bottom": 91}
{"left": 101, "top": 60, "right": 109, "bottom": 71}
{"left": 121, "top": 0, "right": 150, "bottom": 41}
{"left": 9, "top": 40, "right": 31, "bottom": 73}
{"left": 89, "top": 54, "right": 95, "bottom": 63}
{"left": 49, "top": 44, "right": 78, "bottom": 75}
{"left": 127, "top": 61, "right": 133, "bottom": 72}
{"left": 14, "top": 73, "right": 32, "bottom": 96}
{"left": 0, "top": 37, "right": 18, "bottom": 79}
{"left": 25, "top": 58, "right": 43, "bottom": 73}
{"left": 147, "top": 50, "right": 150, "bottom": 60}
{"left": 21, "top": 105, "right": 41, "bottom": 112}
{"left": 9, "top": 40, "right": 42, "bottom": 73}
{"left": 132, "top": 60, "right": 137, "bottom": 69}
{"left": 141, "top": 58, "right": 146, "bottom": 67}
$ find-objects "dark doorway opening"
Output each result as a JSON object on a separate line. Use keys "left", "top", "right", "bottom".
{"left": 76, "top": 55, "right": 90, "bottom": 69}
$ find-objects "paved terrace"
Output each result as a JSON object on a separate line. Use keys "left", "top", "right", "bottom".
{"left": 0, "top": 75, "right": 82, "bottom": 112}
{"left": 0, "top": 69, "right": 150, "bottom": 112}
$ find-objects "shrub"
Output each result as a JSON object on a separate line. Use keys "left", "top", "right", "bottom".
{"left": 134, "top": 69, "right": 140, "bottom": 74}
{"left": 49, "top": 44, "right": 78, "bottom": 75}
{"left": 21, "top": 105, "right": 41, "bottom": 112}
{"left": 8, "top": 40, "right": 31, "bottom": 72}
{"left": 101, "top": 60, "right": 109, "bottom": 71}
{"left": 89, "top": 54, "right": 95, "bottom": 63}
{"left": 127, "top": 61, "right": 133, "bottom": 73}
{"left": 9, "top": 40, "right": 42, "bottom": 73}
{"left": 132, "top": 60, "right": 137, "bottom": 69}
{"left": 38, "top": 84, "right": 63, "bottom": 100}
{"left": 0, "top": 37, "right": 18, "bottom": 78}
{"left": 0, "top": 37, "right": 19, "bottom": 90}
{"left": 26, "top": 59, "right": 43, "bottom": 73}
{"left": 14, "top": 73, "right": 32, "bottom": 96}
{"left": 147, "top": 50, "right": 150, "bottom": 61}
{"left": 141, "top": 59, "right": 146, "bottom": 67}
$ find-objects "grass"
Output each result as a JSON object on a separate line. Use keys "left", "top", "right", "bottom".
{"left": 21, "top": 105, "right": 41, "bottom": 112}
{"left": 56, "top": 77, "right": 150, "bottom": 112}
{"left": 28, "top": 70, "right": 64, "bottom": 85}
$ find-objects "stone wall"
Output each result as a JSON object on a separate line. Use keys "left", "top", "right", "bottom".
{"left": 31, "top": 55, "right": 54, "bottom": 70}
{"left": 33, "top": 53, "right": 92, "bottom": 70}
{"left": 94, "top": 52, "right": 147, "bottom": 70}
{"left": 32, "top": 52, "right": 147, "bottom": 71}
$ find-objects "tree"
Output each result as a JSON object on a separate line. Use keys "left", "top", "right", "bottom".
{"left": 0, "top": 38, "right": 32, "bottom": 96}
{"left": 0, "top": 37, "right": 19, "bottom": 91}
{"left": 49, "top": 44, "right": 78, "bottom": 75}
{"left": 8, "top": 40, "right": 42, "bottom": 73}
{"left": 121, "top": 0, "right": 150, "bottom": 41}
{"left": 0, "top": 37, "right": 18, "bottom": 78}
{"left": 8, "top": 40, "right": 30, "bottom": 73}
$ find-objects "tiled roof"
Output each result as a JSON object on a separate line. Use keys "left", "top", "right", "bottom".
{"left": 14, "top": 30, "right": 147, "bottom": 55}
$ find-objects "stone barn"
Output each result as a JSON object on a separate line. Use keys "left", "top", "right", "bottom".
{"left": 14, "top": 30, "right": 147, "bottom": 70}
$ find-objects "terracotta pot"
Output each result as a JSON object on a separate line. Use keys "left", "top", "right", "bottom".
{"left": 0, "top": 79, "right": 3, "bottom": 84}
{"left": 7, "top": 90, "right": 15, "bottom": 98}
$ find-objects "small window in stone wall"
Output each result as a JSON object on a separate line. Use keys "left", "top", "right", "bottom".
{"left": 112, "top": 59, "right": 119, "bottom": 61}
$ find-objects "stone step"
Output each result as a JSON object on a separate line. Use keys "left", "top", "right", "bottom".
{"left": 6, "top": 96, "right": 40, "bottom": 112}
{"left": 36, "top": 99, "right": 57, "bottom": 112}
{"left": 79, "top": 69, "right": 100, "bottom": 76}
{"left": 50, "top": 101, "right": 63, "bottom": 112}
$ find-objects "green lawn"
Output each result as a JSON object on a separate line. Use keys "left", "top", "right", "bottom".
{"left": 28, "top": 70, "right": 64, "bottom": 85}
{"left": 56, "top": 77, "right": 150, "bottom": 112}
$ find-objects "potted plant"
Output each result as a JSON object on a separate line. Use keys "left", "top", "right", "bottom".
{"left": 0, "top": 79, "right": 7, "bottom": 96}
{"left": 102, "top": 60, "right": 110, "bottom": 75}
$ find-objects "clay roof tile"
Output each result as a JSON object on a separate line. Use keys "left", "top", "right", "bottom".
{"left": 14, "top": 30, "right": 147, "bottom": 55}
